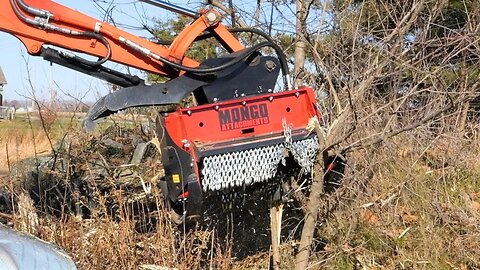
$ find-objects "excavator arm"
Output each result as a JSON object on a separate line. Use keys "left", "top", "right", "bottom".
{"left": 0, "top": 0, "right": 322, "bottom": 222}
{"left": 0, "top": 0, "right": 243, "bottom": 77}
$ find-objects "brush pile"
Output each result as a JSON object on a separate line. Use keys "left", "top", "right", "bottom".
{"left": 3, "top": 125, "right": 163, "bottom": 227}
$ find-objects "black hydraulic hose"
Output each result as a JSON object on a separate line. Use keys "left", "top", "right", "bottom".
{"left": 67, "top": 32, "right": 112, "bottom": 66}
{"left": 10, "top": 0, "right": 111, "bottom": 66}
{"left": 229, "top": 28, "right": 289, "bottom": 86}
{"left": 158, "top": 41, "right": 276, "bottom": 74}
{"left": 169, "top": 28, "right": 288, "bottom": 77}
{"left": 155, "top": 27, "right": 290, "bottom": 87}
{"left": 229, "top": 28, "right": 277, "bottom": 48}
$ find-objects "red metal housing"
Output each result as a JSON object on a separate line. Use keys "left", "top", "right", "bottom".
{"left": 164, "top": 86, "right": 320, "bottom": 190}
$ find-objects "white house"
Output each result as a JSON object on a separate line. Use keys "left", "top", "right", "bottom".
{"left": 0, "top": 66, "right": 6, "bottom": 107}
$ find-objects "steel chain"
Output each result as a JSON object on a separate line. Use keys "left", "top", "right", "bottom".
{"left": 201, "top": 136, "right": 319, "bottom": 192}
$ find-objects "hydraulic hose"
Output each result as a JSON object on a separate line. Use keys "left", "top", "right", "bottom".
{"left": 65, "top": 32, "right": 112, "bottom": 66}
{"left": 158, "top": 42, "right": 272, "bottom": 74}
{"left": 9, "top": 0, "right": 111, "bottom": 66}
{"left": 154, "top": 27, "right": 291, "bottom": 88}
{"left": 15, "top": 0, "right": 53, "bottom": 18}
{"left": 229, "top": 28, "right": 291, "bottom": 89}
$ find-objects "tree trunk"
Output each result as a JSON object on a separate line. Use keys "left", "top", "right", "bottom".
{"left": 293, "top": 12, "right": 324, "bottom": 261}
{"left": 294, "top": 153, "right": 325, "bottom": 270}
{"left": 228, "top": 0, "right": 235, "bottom": 27}
{"left": 294, "top": 0, "right": 307, "bottom": 88}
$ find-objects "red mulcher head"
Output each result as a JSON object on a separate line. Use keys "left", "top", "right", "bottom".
{"left": 0, "top": 0, "right": 325, "bottom": 223}
{"left": 158, "top": 86, "right": 320, "bottom": 221}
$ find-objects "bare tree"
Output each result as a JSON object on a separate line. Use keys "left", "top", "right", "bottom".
{"left": 293, "top": 0, "right": 309, "bottom": 87}
{"left": 292, "top": 0, "right": 480, "bottom": 268}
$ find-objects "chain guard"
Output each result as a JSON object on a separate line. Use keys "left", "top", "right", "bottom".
{"left": 201, "top": 137, "right": 319, "bottom": 192}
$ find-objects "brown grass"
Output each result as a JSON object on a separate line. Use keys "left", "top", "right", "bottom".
{"left": 0, "top": 119, "right": 52, "bottom": 173}
{"left": 313, "top": 133, "right": 480, "bottom": 269}
{"left": 26, "top": 186, "right": 238, "bottom": 270}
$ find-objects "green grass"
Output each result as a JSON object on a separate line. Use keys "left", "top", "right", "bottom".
{"left": 0, "top": 116, "right": 39, "bottom": 133}
{"left": 0, "top": 112, "right": 139, "bottom": 139}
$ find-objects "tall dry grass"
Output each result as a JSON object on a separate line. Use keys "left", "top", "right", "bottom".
{"left": 0, "top": 118, "right": 52, "bottom": 173}
{"left": 310, "top": 131, "right": 480, "bottom": 269}
{"left": 12, "top": 179, "right": 242, "bottom": 270}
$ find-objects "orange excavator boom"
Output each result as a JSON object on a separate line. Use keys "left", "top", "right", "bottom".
{"left": 0, "top": 0, "right": 243, "bottom": 77}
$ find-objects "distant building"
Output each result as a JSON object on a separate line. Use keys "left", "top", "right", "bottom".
{"left": 16, "top": 107, "right": 34, "bottom": 113}
{"left": 0, "top": 66, "right": 6, "bottom": 107}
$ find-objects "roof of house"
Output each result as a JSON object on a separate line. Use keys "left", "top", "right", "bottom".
{"left": 0, "top": 66, "right": 7, "bottom": 85}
